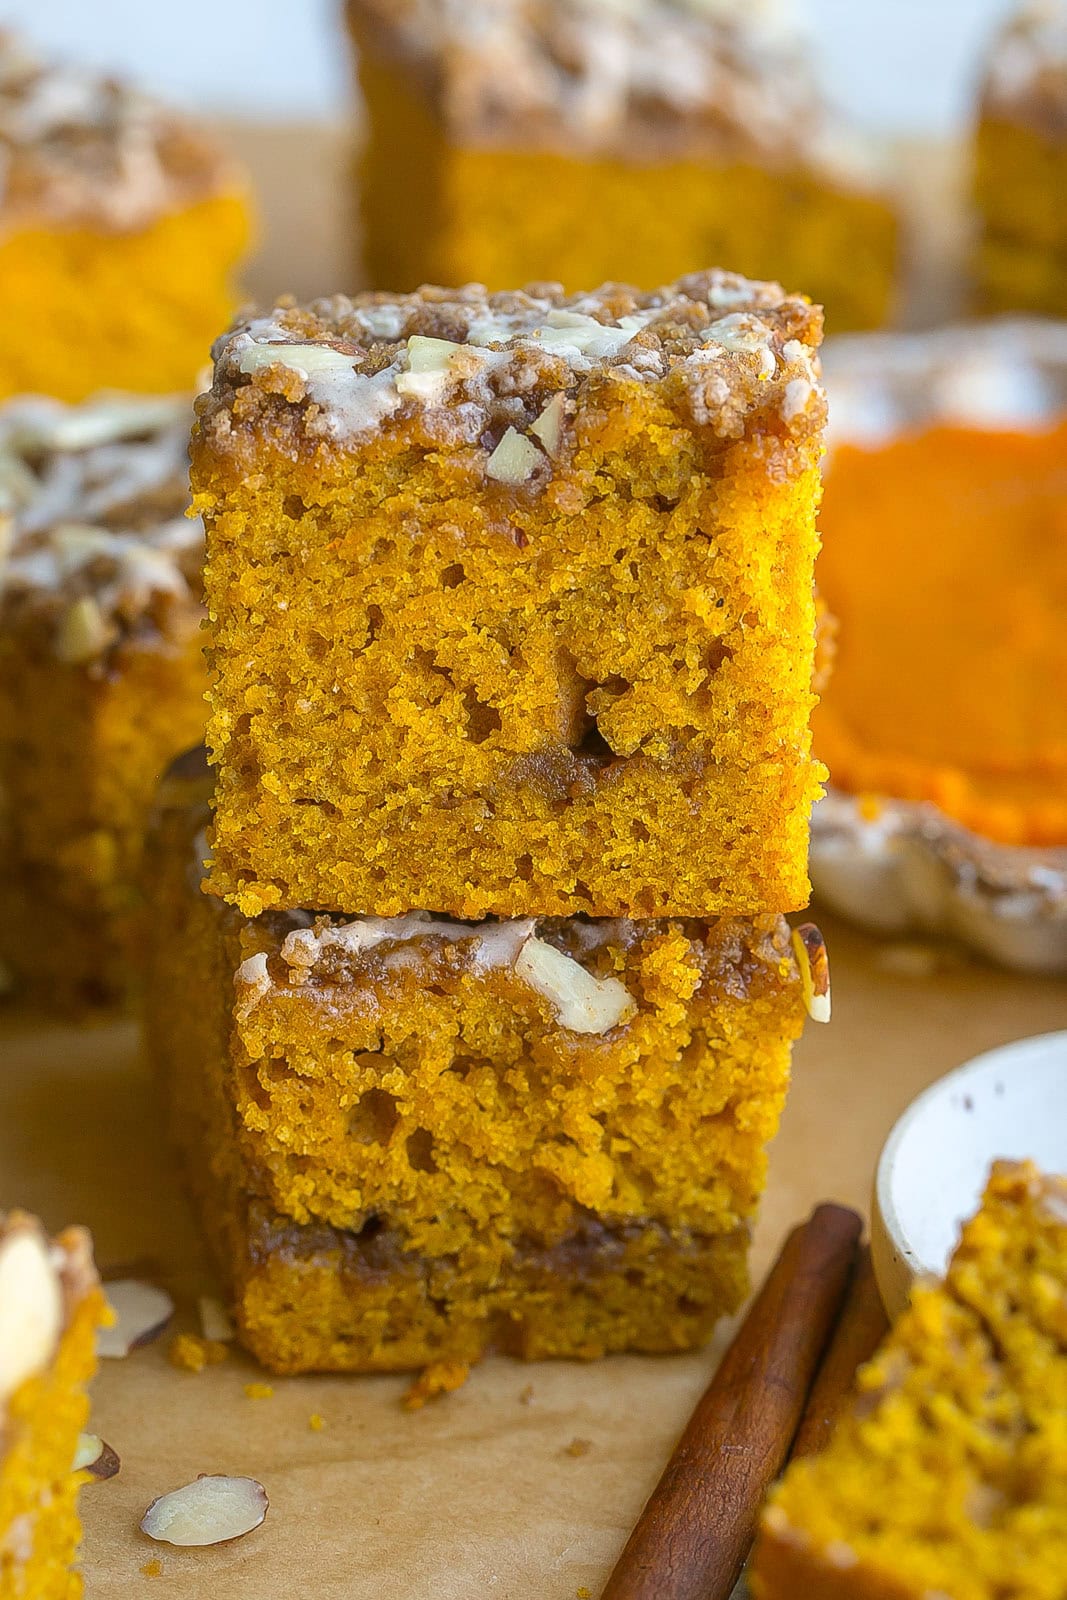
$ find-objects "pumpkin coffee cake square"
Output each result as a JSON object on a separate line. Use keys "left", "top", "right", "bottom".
{"left": 192, "top": 270, "right": 827, "bottom": 923}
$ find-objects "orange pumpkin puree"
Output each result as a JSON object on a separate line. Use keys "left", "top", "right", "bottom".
{"left": 814, "top": 420, "right": 1067, "bottom": 846}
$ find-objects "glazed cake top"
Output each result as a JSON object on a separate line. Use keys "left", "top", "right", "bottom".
{"left": 982, "top": 1, "right": 1067, "bottom": 124}
{"left": 0, "top": 31, "right": 241, "bottom": 231}
{"left": 0, "top": 392, "right": 201, "bottom": 663}
{"left": 349, "top": 0, "right": 876, "bottom": 176}
{"left": 202, "top": 270, "right": 825, "bottom": 468}
{"left": 823, "top": 318, "right": 1067, "bottom": 448}
{"left": 0, "top": 1212, "right": 97, "bottom": 1414}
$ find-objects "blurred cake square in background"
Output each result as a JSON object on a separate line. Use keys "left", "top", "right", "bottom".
{"left": 0, "top": 30, "right": 252, "bottom": 401}
{"left": 811, "top": 320, "right": 1067, "bottom": 972}
{"left": 345, "top": 0, "right": 900, "bottom": 332}
{"left": 0, "top": 1213, "right": 105, "bottom": 1597}
{"left": 0, "top": 392, "right": 206, "bottom": 1011}
{"left": 973, "top": 0, "right": 1067, "bottom": 316}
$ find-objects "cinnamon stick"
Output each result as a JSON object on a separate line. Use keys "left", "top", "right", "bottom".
{"left": 788, "top": 1245, "right": 889, "bottom": 1461}
{"left": 600, "top": 1203, "right": 862, "bottom": 1600}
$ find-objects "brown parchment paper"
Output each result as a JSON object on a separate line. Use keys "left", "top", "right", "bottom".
{"left": 2, "top": 914, "right": 1064, "bottom": 1599}
{"left": 2, "top": 125, "right": 1061, "bottom": 1600}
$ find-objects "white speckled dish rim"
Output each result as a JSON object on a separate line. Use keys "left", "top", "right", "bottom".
{"left": 814, "top": 318, "right": 1067, "bottom": 974}
{"left": 809, "top": 791, "right": 1067, "bottom": 974}
{"left": 871, "top": 1029, "right": 1067, "bottom": 1319}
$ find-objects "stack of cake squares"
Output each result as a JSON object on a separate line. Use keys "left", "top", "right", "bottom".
{"left": 145, "top": 268, "right": 830, "bottom": 1375}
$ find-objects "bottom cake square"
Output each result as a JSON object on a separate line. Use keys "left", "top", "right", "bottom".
{"left": 145, "top": 752, "right": 823, "bottom": 1373}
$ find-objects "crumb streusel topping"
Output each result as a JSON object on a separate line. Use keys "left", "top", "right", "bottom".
{"left": 0, "top": 31, "right": 241, "bottom": 231}
{"left": 349, "top": 0, "right": 842, "bottom": 165}
{"left": 203, "top": 270, "right": 825, "bottom": 462}
{"left": 0, "top": 392, "right": 200, "bottom": 663}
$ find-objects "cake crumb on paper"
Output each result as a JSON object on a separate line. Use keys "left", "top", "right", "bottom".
{"left": 140, "top": 1558, "right": 162, "bottom": 1578}
{"left": 168, "top": 1332, "right": 228, "bottom": 1373}
{"left": 309, "top": 1412, "right": 326, "bottom": 1432}
{"left": 564, "top": 1437, "right": 592, "bottom": 1458}
{"left": 402, "top": 1360, "right": 471, "bottom": 1410}
{"left": 244, "top": 1382, "right": 274, "bottom": 1400}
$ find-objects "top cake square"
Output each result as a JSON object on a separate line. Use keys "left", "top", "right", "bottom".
{"left": 193, "top": 270, "right": 826, "bottom": 919}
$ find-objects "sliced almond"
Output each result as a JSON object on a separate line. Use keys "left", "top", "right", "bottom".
{"left": 72, "top": 1433, "right": 121, "bottom": 1481}
{"left": 792, "top": 922, "right": 831, "bottom": 1023}
{"left": 0, "top": 1226, "right": 63, "bottom": 1403}
{"left": 197, "top": 1295, "right": 235, "bottom": 1343}
{"left": 529, "top": 393, "right": 567, "bottom": 457}
{"left": 140, "top": 1476, "right": 268, "bottom": 1547}
{"left": 54, "top": 595, "right": 113, "bottom": 664}
{"left": 486, "top": 426, "right": 543, "bottom": 486}
{"left": 514, "top": 936, "right": 634, "bottom": 1035}
{"left": 98, "top": 1280, "right": 174, "bottom": 1358}
{"left": 238, "top": 342, "right": 355, "bottom": 378}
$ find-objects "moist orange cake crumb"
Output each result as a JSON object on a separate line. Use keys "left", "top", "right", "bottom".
{"left": 816, "top": 321, "right": 1067, "bottom": 849}
{"left": 0, "top": 32, "right": 251, "bottom": 401}
{"left": 0, "top": 393, "right": 207, "bottom": 1008}
{"left": 751, "top": 1161, "right": 1067, "bottom": 1600}
{"left": 193, "top": 270, "right": 827, "bottom": 922}
{"left": 143, "top": 750, "right": 820, "bottom": 1374}
{"left": 0, "top": 1213, "right": 105, "bottom": 1599}
{"left": 346, "top": 0, "right": 898, "bottom": 332}
{"left": 167, "top": 1333, "right": 228, "bottom": 1374}
{"left": 973, "top": 3, "right": 1067, "bottom": 316}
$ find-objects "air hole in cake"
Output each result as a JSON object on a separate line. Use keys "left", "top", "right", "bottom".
{"left": 440, "top": 563, "right": 465, "bottom": 589}
{"left": 632, "top": 819, "right": 651, "bottom": 843}
{"left": 413, "top": 645, "right": 454, "bottom": 684}
{"left": 305, "top": 629, "right": 330, "bottom": 662}
{"left": 463, "top": 688, "right": 502, "bottom": 744}
{"left": 515, "top": 853, "right": 534, "bottom": 882}
{"left": 365, "top": 604, "right": 383, "bottom": 643}
{"left": 703, "top": 641, "right": 734, "bottom": 676}
{"left": 348, "top": 1088, "right": 399, "bottom": 1145}
{"left": 652, "top": 492, "right": 681, "bottom": 513}
{"left": 282, "top": 494, "right": 307, "bottom": 520}
{"left": 574, "top": 723, "right": 614, "bottom": 763}
{"left": 406, "top": 1128, "right": 438, "bottom": 1173}
{"left": 245, "top": 1075, "right": 272, "bottom": 1114}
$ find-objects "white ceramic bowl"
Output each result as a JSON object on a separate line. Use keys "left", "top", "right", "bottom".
{"left": 871, "top": 1030, "right": 1067, "bottom": 1318}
